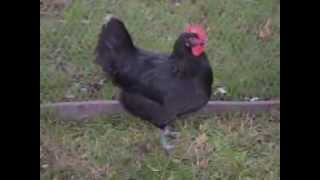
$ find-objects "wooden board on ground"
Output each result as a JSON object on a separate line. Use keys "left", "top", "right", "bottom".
{"left": 41, "top": 100, "right": 280, "bottom": 121}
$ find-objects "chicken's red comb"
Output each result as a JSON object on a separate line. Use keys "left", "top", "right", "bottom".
{"left": 184, "top": 24, "right": 208, "bottom": 41}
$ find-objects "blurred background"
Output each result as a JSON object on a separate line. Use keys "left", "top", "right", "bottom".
{"left": 40, "top": 0, "right": 280, "bottom": 179}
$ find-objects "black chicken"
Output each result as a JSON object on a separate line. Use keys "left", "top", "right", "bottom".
{"left": 95, "top": 15, "right": 213, "bottom": 153}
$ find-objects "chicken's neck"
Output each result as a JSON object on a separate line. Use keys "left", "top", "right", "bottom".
{"left": 170, "top": 38, "right": 205, "bottom": 78}
{"left": 170, "top": 56, "right": 201, "bottom": 79}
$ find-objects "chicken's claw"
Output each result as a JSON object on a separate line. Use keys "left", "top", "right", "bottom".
{"left": 160, "top": 127, "right": 179, "bottom": 155}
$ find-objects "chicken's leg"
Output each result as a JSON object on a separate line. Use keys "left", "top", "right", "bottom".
{"left": 160, "top": 126, "right": 180, "bottom": 154}
{"left": 111, "top": 87, "right": 120, "bottom": 100}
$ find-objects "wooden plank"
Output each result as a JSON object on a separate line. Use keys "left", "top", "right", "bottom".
{"left": 41, "top": 100, "right": 280, "bottom": 121}
{"left": 41, "top": 100, "right": 123, "bottom": 121}
{"left": 201, "top": 100, "right": 280, "bottom": 113}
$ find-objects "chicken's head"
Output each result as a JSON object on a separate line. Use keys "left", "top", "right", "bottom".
{"left": 184, "top": 24, "right": 208, "bottom": 56}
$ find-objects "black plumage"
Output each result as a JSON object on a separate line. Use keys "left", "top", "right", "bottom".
{"left": 95, "top": 16, "right": 213, "bottom": 152}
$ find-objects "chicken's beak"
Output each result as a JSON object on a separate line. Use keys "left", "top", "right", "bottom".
{"left": 203, "top": 39, "right": 208, "bottom": 45}
{"left": 200, "top": 38, "right": 208, "bottom": 46}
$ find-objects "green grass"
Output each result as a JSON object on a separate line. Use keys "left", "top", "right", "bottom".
{"left": 41, "top": 112, "right": 279, "bottom": 180}
{"left": 40, "top": 0, "right": 280, "bottom": 179}
{"left": 40, "top": 0, "right": 280, "bottom": 103}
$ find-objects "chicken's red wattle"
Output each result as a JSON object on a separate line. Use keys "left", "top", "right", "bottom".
{"left": 185, "top": 24, "right": 207, "bottom": 56}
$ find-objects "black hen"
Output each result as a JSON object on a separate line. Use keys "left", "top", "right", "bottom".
{"left": 95, "top": 15, "right": 213, "bottom": 152}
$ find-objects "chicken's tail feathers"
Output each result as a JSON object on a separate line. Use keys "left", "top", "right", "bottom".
{"left": 95, "top": 15, "right": 135, "bottom": 76}
{"left": 99, "top": 14, "right": 134, "bottom": 50}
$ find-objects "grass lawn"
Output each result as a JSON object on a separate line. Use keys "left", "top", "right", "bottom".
{"left": 40, "top": 0, "right": 280, "bottom": 179}
{"left": 40, "top": 0, "right": 280, "bottom": 103}
{"left": 41, "top": 112, "right": 279, "bottom": 180}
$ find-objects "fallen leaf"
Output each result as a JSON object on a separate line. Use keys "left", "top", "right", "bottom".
{"left": 199, "top": 124, "right": 207, "bottom": 132}
{"left": 80, "top": 87, "right": 88, "bottom": 93}
{"left": 250, "top": 97, "right": 260, "bottom": 101}
{"left": 196, "top": 133, "right": 208, "bottom": 146}
{"left": 41, "top": 164, "right": 49, "bottom": 169}
{"left": 65, "top": 93, "right": 75, "bottom": 99}
{"left": 172, "top": 158, "right": 181, "bottom": 163}
{"left": 81, "top": 20, "right": 90, "bottom": 24}
{"left": 198, "top": 159, "right": 209, "bottom": 169}
{"left": 98, "top": 79, "right": 105, "bottom": 85}
{"left": 214, "top": 87, "right": 227, "bottom": 95}
{"left": 146, "top": 164, "right": 160, "bottom": 172}
{"left": 258, "top": 18, "right": 272, "bottom": 40}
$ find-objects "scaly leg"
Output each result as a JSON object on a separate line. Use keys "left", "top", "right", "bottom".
{"left": 160, "top": 126, "right": 180, "bottom": 154}
{"left": 111, "top": 87, "right": 120, "bottom": 100}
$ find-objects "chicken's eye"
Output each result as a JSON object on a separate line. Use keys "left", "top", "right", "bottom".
{"left": 188, "top": 37, "right": 202, "bottom": 46}
{"left": 185, "top": 37, "right": 196, "bottom": 47}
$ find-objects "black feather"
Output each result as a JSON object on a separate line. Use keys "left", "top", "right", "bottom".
{"left": 95, "top": 16, "right": 213, "bottom": 128}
